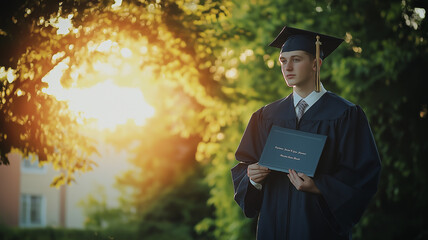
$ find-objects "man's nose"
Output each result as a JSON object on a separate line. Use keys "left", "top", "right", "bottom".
{"left": 285, "top": 61, "right": 293, "bottom": 70}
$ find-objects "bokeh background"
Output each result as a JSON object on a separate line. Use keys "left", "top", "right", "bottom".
{"left": 0, "top": 0, "right": 427, "bottom": 239}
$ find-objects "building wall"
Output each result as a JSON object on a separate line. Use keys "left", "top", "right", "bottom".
{"left": 20, "top": 162, "right": 63, "bottom": 227}
{"left": 0, "top": 152, "right": 21, "bottom": 227}
{"left": 0, "top": 146, "right": 131, "bottom": 229}
{"left": 65, "top": 146, "right": 130, "bottom": 228}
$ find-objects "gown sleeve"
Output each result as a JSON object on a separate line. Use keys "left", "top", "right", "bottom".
{"left": 314, "top": 105, "right": 381, "bottom": 234}
{"left": 231, "top": 108, "right": 267, "bottom": 218}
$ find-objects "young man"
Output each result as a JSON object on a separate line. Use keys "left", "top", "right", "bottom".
{"left": 231, "top": 26, "right": 381, "bottom": 239}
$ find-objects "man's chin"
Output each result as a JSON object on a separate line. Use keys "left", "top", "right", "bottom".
{"left": 285, "top": 81, "right": 295, "bottom": 88}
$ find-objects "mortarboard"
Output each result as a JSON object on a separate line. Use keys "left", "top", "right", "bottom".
{"left": 269, "top": 26, "right": 344, "bottom": 59}
{"left": 269, "top": 26, "right": 344, "bottom": 92}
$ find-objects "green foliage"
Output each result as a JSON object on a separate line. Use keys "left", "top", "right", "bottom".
{"left": 200, "top": 0, "right": 428, "bottom": 239}
{"left": 136, "top": 166, "right": 214, "bottom": 240}
{"left": 78, "top": 185, "right": 136, "bottom": 231}
{"left": 0, "top": 224, "right": 135, "bottom": 240}
{"left": 196, "top": 122, "right": 256, "bottom": 239}
{"left": 322, "top": 1, "right": 428, "bottom": 239}
{"left": 79, "top": 158, "right": 214, "bottom": 239}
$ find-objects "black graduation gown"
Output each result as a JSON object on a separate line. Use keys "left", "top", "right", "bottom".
{"left": 231, "top": 92, "right": 381, "bottom": 240}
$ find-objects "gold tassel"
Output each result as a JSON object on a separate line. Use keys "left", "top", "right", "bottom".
{"left": 315, "top": 35, "right": 321, "bottom": 92}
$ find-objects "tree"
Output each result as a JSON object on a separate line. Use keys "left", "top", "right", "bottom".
{"left": 0, "top": 0, "right": 229, "bottom": 186}
{"left": 0, "top": 0, "right": 101, "bottom": 185}
{"left": 1, "top": 0, "right": 231, "bottom": 237}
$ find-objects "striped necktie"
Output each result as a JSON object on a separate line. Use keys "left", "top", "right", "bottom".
{"left": 296, "top": 99, "right": 308, "bottom": 122}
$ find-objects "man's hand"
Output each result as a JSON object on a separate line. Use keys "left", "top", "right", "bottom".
{"left": 287, "top": 169, "right": 321, "bottom": 194}
{"left": 247, "top": 163, "right": 271, "bottom": 183}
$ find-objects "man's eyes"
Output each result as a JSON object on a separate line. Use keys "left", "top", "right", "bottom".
{"left": 280, "top": 58, "right": 301, "bottom": 64}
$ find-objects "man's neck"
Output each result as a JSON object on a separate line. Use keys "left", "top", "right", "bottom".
{"left": 293, "top": 86, "right": 316, "bottom": 98}
{"left": 293, "top": 84, "right": 327, "bottom": 109}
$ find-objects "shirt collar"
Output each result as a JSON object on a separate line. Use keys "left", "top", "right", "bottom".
{"left": 293, "top": 83, "right": 327, "bottom": 108}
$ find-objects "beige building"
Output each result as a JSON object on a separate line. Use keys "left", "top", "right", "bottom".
{"left": 0, "top": 147, "right": 130, "bottom": 229}
{"left": 0, "top": 152, "right": 65, "bottom": 228}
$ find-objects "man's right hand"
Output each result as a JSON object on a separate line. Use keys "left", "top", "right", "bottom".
{"left": 247, "top": 163, "right": 271, "bottom": 183}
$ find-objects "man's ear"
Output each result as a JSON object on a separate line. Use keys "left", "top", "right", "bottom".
{"left": 312, "top": 58, "right": 322, "bottom": 71}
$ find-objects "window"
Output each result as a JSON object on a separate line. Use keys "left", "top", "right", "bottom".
{"left": 21, "top": 155, "right": 46, "bottom": 174}
{"left": 20, "top": 194, "right": 46, "bottom": 227}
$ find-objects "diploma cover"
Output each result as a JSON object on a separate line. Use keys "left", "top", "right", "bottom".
{"left": 258, "top": 125, "right": 327, "bottom": 177}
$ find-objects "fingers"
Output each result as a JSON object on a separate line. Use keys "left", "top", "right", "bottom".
{"left": 287, "top": 170, "right": 320, "bottom": 194}
{"left": 251, "top": 173, "right": 269, "bottom": 183}
{"left": 297, "top": 172, "right": 310, "bottom": 181}
{"left": 248, "top": 163, "right": 271, "bottom": 183}
{"left": 249, "top": 173, "right": 269, "bottom": 183}
{"left": 248, "top": 169, "right": 270, "bottom": 182}
{"left": 288, "top": 169, "right": 311, "bottom": 191}
{"left": 288, "top": 169, "right": 303, "bottom": 188}
{"left": 248, "top": 163, "right": 271, "bottom": 174}
{"left": 248, "top": 163, "right": 270, "bottom": 171}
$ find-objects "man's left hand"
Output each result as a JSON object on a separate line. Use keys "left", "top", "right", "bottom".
{"left": 287, "top": 169, "right": 321, "bottom": 194}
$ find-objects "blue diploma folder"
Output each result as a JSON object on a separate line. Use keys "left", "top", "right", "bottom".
{"left": 258, "top": 125, "right": 327, "bottom": 177}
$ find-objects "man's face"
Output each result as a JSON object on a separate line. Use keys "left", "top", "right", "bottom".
{"left": 279, "top": 50, "right": 316, "bottom": 90}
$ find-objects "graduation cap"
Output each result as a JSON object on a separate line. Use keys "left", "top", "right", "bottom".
{"left": 269, "top": 26, "right": 344, "bottom": 92}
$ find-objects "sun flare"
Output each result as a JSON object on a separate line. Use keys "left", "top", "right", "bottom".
{"left": 42, "top": 60, "right": 155, "bottom": 130}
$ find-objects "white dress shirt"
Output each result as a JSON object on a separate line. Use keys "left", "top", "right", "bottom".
{"left": 293, "top": 83, "right": 327, "bottom": 116}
